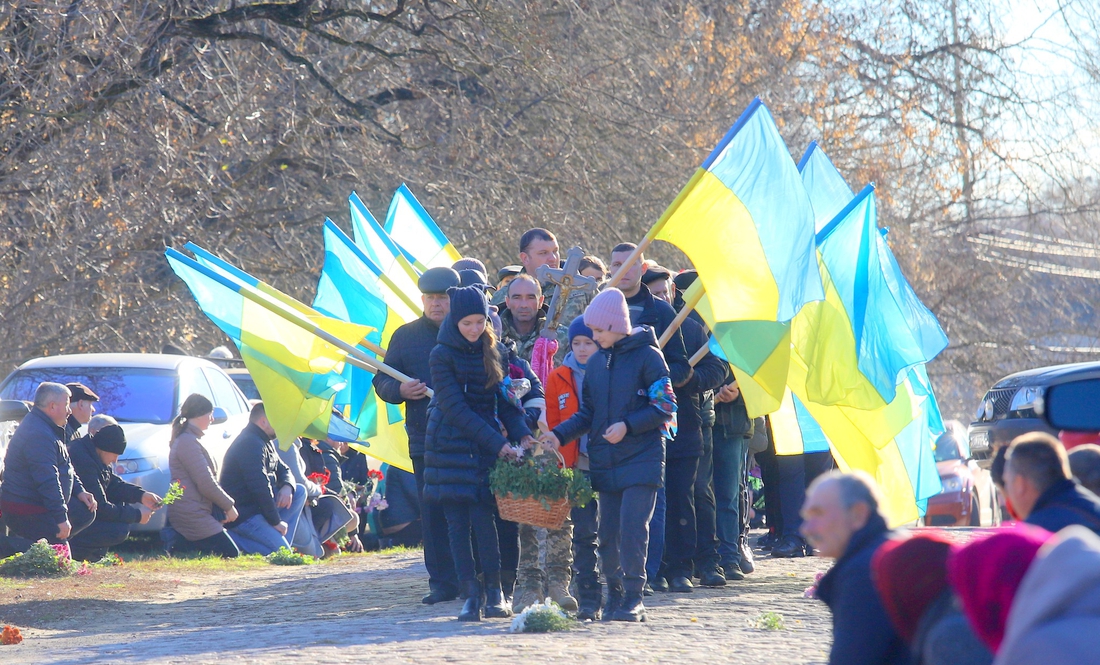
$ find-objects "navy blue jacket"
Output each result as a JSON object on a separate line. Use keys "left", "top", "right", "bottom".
{"left": 816, "top": 513, "right": 907, "bottom": 665}
{"left": 373, "top": 315, "right": 440, "bottom": 458}
{"left": 69, "top": 434, "right": 145, "bottom": 524}
{"left": 553, "top": 327, "right": 672, "bottom": 492}
{"left": 0, "top": 407, "right": 86, "bottom": 524}
{"left": 626, "top": 284, "right": 690, "bottom": 387}
{"left": 667, "top": 317, "right": 727, "bottom": 459}
{"left": 220, "top": 423, "right": 294, "bottom": 528}
{"left": 299, "top": 440, "right": 346, "bottom": 494}
{"left": 1026, "top": 478, "right": 1100, "bottom": 535}
{"left": 424, "top": 316, "right": 532, "bottom": 504}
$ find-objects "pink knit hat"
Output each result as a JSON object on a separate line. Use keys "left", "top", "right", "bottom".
{"left": 947, "top": 524, "right": 1052, "bottom": 653}
{"left": 584, "top": 288, "right": 631, "bottom": 335}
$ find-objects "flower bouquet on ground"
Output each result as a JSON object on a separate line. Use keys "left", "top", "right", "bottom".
{"left": 509, "top": 600, "right": 575, "bottom": 633}
{"left": 0, "top": 540, "right": 76, "bottom": 578}
{"left": 490, "top": 447, "right": 594, "bottom": 530}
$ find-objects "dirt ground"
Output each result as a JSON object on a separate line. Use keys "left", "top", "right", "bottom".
{"left": 0, "top": 539, "right": 835, "bottom": 665}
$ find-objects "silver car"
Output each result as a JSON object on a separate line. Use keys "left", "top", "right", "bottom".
{"left": 0, "top": 353, "right": 251, "bottom": 532}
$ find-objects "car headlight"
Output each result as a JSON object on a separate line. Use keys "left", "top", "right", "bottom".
{"left": 1009, "top": 386, "right": 1044, "bottom": 414}
{"left": 113, "top": 457, "right": 157, "bottom": 475}
{"left": 974, "top": 397, "right": 994, "bottom": 421}
{"left": 941, "top": 475, "right": 964, "bottom": 493}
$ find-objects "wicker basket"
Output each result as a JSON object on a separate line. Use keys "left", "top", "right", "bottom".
{"left": 496, "top": 492, "right": 572, "bottom": 530}
{"left": 494, "top": 448, "right": 571, "bottom": 530}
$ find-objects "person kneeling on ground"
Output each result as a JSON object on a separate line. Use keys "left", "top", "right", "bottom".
{"left": 1, "top": 382, "right": 97, "bottom": 545}
{"left": 220, "top": 402, "right": 307, "bottom": 555}
{"left": 166, "top": 394, "right": 240, "bottom": 558}
{"left": 68, "top": 417, "right": 162, "bottom": 561}
{"left": 801, "top": 470, "right": 907, "bottom": 665}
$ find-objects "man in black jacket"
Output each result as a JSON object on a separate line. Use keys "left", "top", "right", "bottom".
{"left": 1, "top": 382, "right": 97, "bottom": 544}
{"left": 1004, "top": 432, "right": 1100, "bottom": 535}
{"left": 68, "top": 418, "right": 162, "bottom": 561}
{"left": 221, "top": 402, "right": 306, "bottom": 555}
{"left": 802, "top": 471, "right": 906, "bottom": 665}
{"left": 374, "top": 266, "right": 462, "bottom": 604}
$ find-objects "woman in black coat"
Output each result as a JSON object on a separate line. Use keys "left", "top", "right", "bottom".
{"left": 425, "top": 285, "right": 534, "bottom": 621}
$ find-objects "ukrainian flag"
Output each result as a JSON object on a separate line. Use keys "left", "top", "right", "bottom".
{"left": 650, "top": 98, "right": 823, "bottom": 415}
{"left": 384, "top": 184, "right": 462, "bottom": 271}
{"left": 166, "top": 248, "right": 372, "bottom": 449}
{"left": 350, "top": 192, "right": 423, "bottom": 300}
{"left": 315, "top": 221, "right": 415, "bottom": 471}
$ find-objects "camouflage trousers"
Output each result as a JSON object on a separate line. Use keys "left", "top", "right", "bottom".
{"left": 515, "top": 515, "right": 574, "bottom": 589}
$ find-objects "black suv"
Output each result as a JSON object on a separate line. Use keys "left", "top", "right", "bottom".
{"left": 969, "top": 361, "right": 1100, "bottom": 458}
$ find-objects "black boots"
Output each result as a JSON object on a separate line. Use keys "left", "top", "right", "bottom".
{"left": 576, "top": 577, "right": 603, "bottom": 621}
{"left": 601, "top": 581, "right": 625, "bottom": 621}
{"left": 423, "top": 586, "right": 459, "bottom": 605}
{"left": 457, "top": 580, "right": 482, "bottom": 621}
{"left": 611, "top": 589, "right": 647, "bottom": 622}
{"left": 483, "top": 572, "right": 513, "bottom": 619}
{"left": 668, "top": 575, "right": 694, "bottom": 592}
{"left": 698, "top": 567, "right": 727, "bottom": 587}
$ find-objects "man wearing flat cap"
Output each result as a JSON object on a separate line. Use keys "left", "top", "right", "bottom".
{"left": 65, "top": 382, "right": 99, "bottom": 443}
{"left": 68, "top": 416, "right": 162, "bottom": 561}
{"left": 373, "top": 265, "right": 462, "bottom": 604}
{"left": 641, "top": 265, "right": 674, "bottom": 306}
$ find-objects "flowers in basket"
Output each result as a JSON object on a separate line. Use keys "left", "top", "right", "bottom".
{"left": 489, "top": 451, "right": 595, "bottom": 510}
{"left": 509, "top": 600, "right": 575, "bottom": 633}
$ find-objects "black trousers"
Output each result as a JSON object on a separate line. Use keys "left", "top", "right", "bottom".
{"left": 775, "top": 450, "right": 836, "bottom": 538}
{"left": 412, "top": 455, "right": 459, "bottom": 594}
{"left": 571, "top": 471, "right": 599, "bottom": 583}
{"left": 494, "top": 514, "right": 518, "bottom": 581}
{"left": 662, "top": 455, "right": 699, "bottom": 579}
{"left": 444, "top": 501, "right": 500, "bottom": 582}
{"left": 69, "top": 520, "right": 132, "bottom": 561}
{"left": 5, "top": 496, "right": 96, "bottom": 544}
{"left": 756, "top": 432, "right": 783, "bottom": 534}
{"left": 598, "top": 485, "right": 657, "bottom": 597}
{"left": 693, "top": 427, "right": 720, "bottom": 571}
{"left": 175, "top": 530, "right": 240, "bottom": 558}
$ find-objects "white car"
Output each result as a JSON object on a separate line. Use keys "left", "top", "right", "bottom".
{"left": 0, "top": 353, "right": 252, "bottom": 532}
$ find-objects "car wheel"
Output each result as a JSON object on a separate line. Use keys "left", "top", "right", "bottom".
{"left": 969, "top": 492, "right": 981, "bottom": 526}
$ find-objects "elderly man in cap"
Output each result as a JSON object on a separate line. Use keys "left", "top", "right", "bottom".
{"left": 374, "top": 265, "right": 463, "bottom": 604}
{"left": 641, "top": 265, "right": 674, "bottom": 305}
{"left": 65, "top": 382, "right": 99, "bottom": 442}
{"left": 1, "top": 382, "right": 98, "bottom": 544}
{"left": 801, "top": 470, "right": 906, "bottom": 665}
{"left": 497, "top": 265, "right": 522, "bottom": 291}
{"left": 68, "top": 416, "right": 162, "bottom": 560}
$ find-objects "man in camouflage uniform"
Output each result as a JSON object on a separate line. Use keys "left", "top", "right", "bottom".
{"left": 491, "top": 228, "right": 590, "bottom": 365}
{"left": 498, "top": 240, "right": 592, "bottom": 614}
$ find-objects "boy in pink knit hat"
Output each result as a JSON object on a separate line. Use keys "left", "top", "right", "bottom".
{"left": 542, "top": 288, "right": 675, "bottom": 623}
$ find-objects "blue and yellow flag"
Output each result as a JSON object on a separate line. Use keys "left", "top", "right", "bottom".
{"left": 166, "top": 248, "right": 371, "bottom": 449}
{"left": 650, "top": 99, "right": 823, "bottom": 415}
{"left": 349, "top": 193, "right": 423, "bottom": 302}
{"left": 315, "top": 220, "right": 415, "bottom": 471}
{"left": 384, "top": 184, "right": 462, "bottom": 271}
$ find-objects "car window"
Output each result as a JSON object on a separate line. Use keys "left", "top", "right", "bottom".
{"left": 204, "top": 368, "right": 246, "bottom": 415}
{"left": 179, "top": 367, "right": 214, "bottom": 407}
{"left": 0, "top": 367, "right": 179, "bottom": 424}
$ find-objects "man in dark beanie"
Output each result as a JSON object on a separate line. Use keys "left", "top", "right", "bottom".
{"left": 68, "top": 416, "right": 162, "bottom": 561}
{"left": 65, "top": 382, "right": 99, "bottom": 443}
{"left": 374, "top": 265, "right": 463, "bottom": 604}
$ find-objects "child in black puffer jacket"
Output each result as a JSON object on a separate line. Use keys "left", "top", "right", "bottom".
{"left": 543, "top": 287, "right": 673, "bottom": 623}
{"left": 425, "top": 285, "right": 534, "bottom": 622}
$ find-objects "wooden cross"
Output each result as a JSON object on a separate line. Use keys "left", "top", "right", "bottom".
{"left": 535, "top": 246, "right": 599, "bottom": 337}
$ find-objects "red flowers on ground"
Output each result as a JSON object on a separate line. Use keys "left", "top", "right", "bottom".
{"left": 1, "top": 625, "right": 23, "bottom": 645}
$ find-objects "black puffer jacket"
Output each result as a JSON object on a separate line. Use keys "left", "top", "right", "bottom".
{"left": 667, "top": 317, "right": 728, "bottom": 459}
{"left": 69, "top": 435, "right": 145, "bottom": 524}
{"left": 626, "top": 284, "right": 690, "bottom": 386}
{"left": 553, "top": 326, "right": 672, "bottom": 492}
{"left": 424, "top": 315, "right": 531, "bottom": 504}
{"left": 0, "top": 408, "right": 86, "bottom": 524}
{"left": 373, "top": 315, "right": 440, "bottom": 458}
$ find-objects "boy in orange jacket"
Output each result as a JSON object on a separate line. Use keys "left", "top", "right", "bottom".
{"left": 545, "top": 316, "right": 601, "bottom": 619}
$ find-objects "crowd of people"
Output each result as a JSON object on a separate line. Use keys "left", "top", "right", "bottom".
{"left": 2, "top": 224, "right": 1100, "bottom": 661}
{"left": 0, "top": 386, "right": 366, "bottom": 562}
